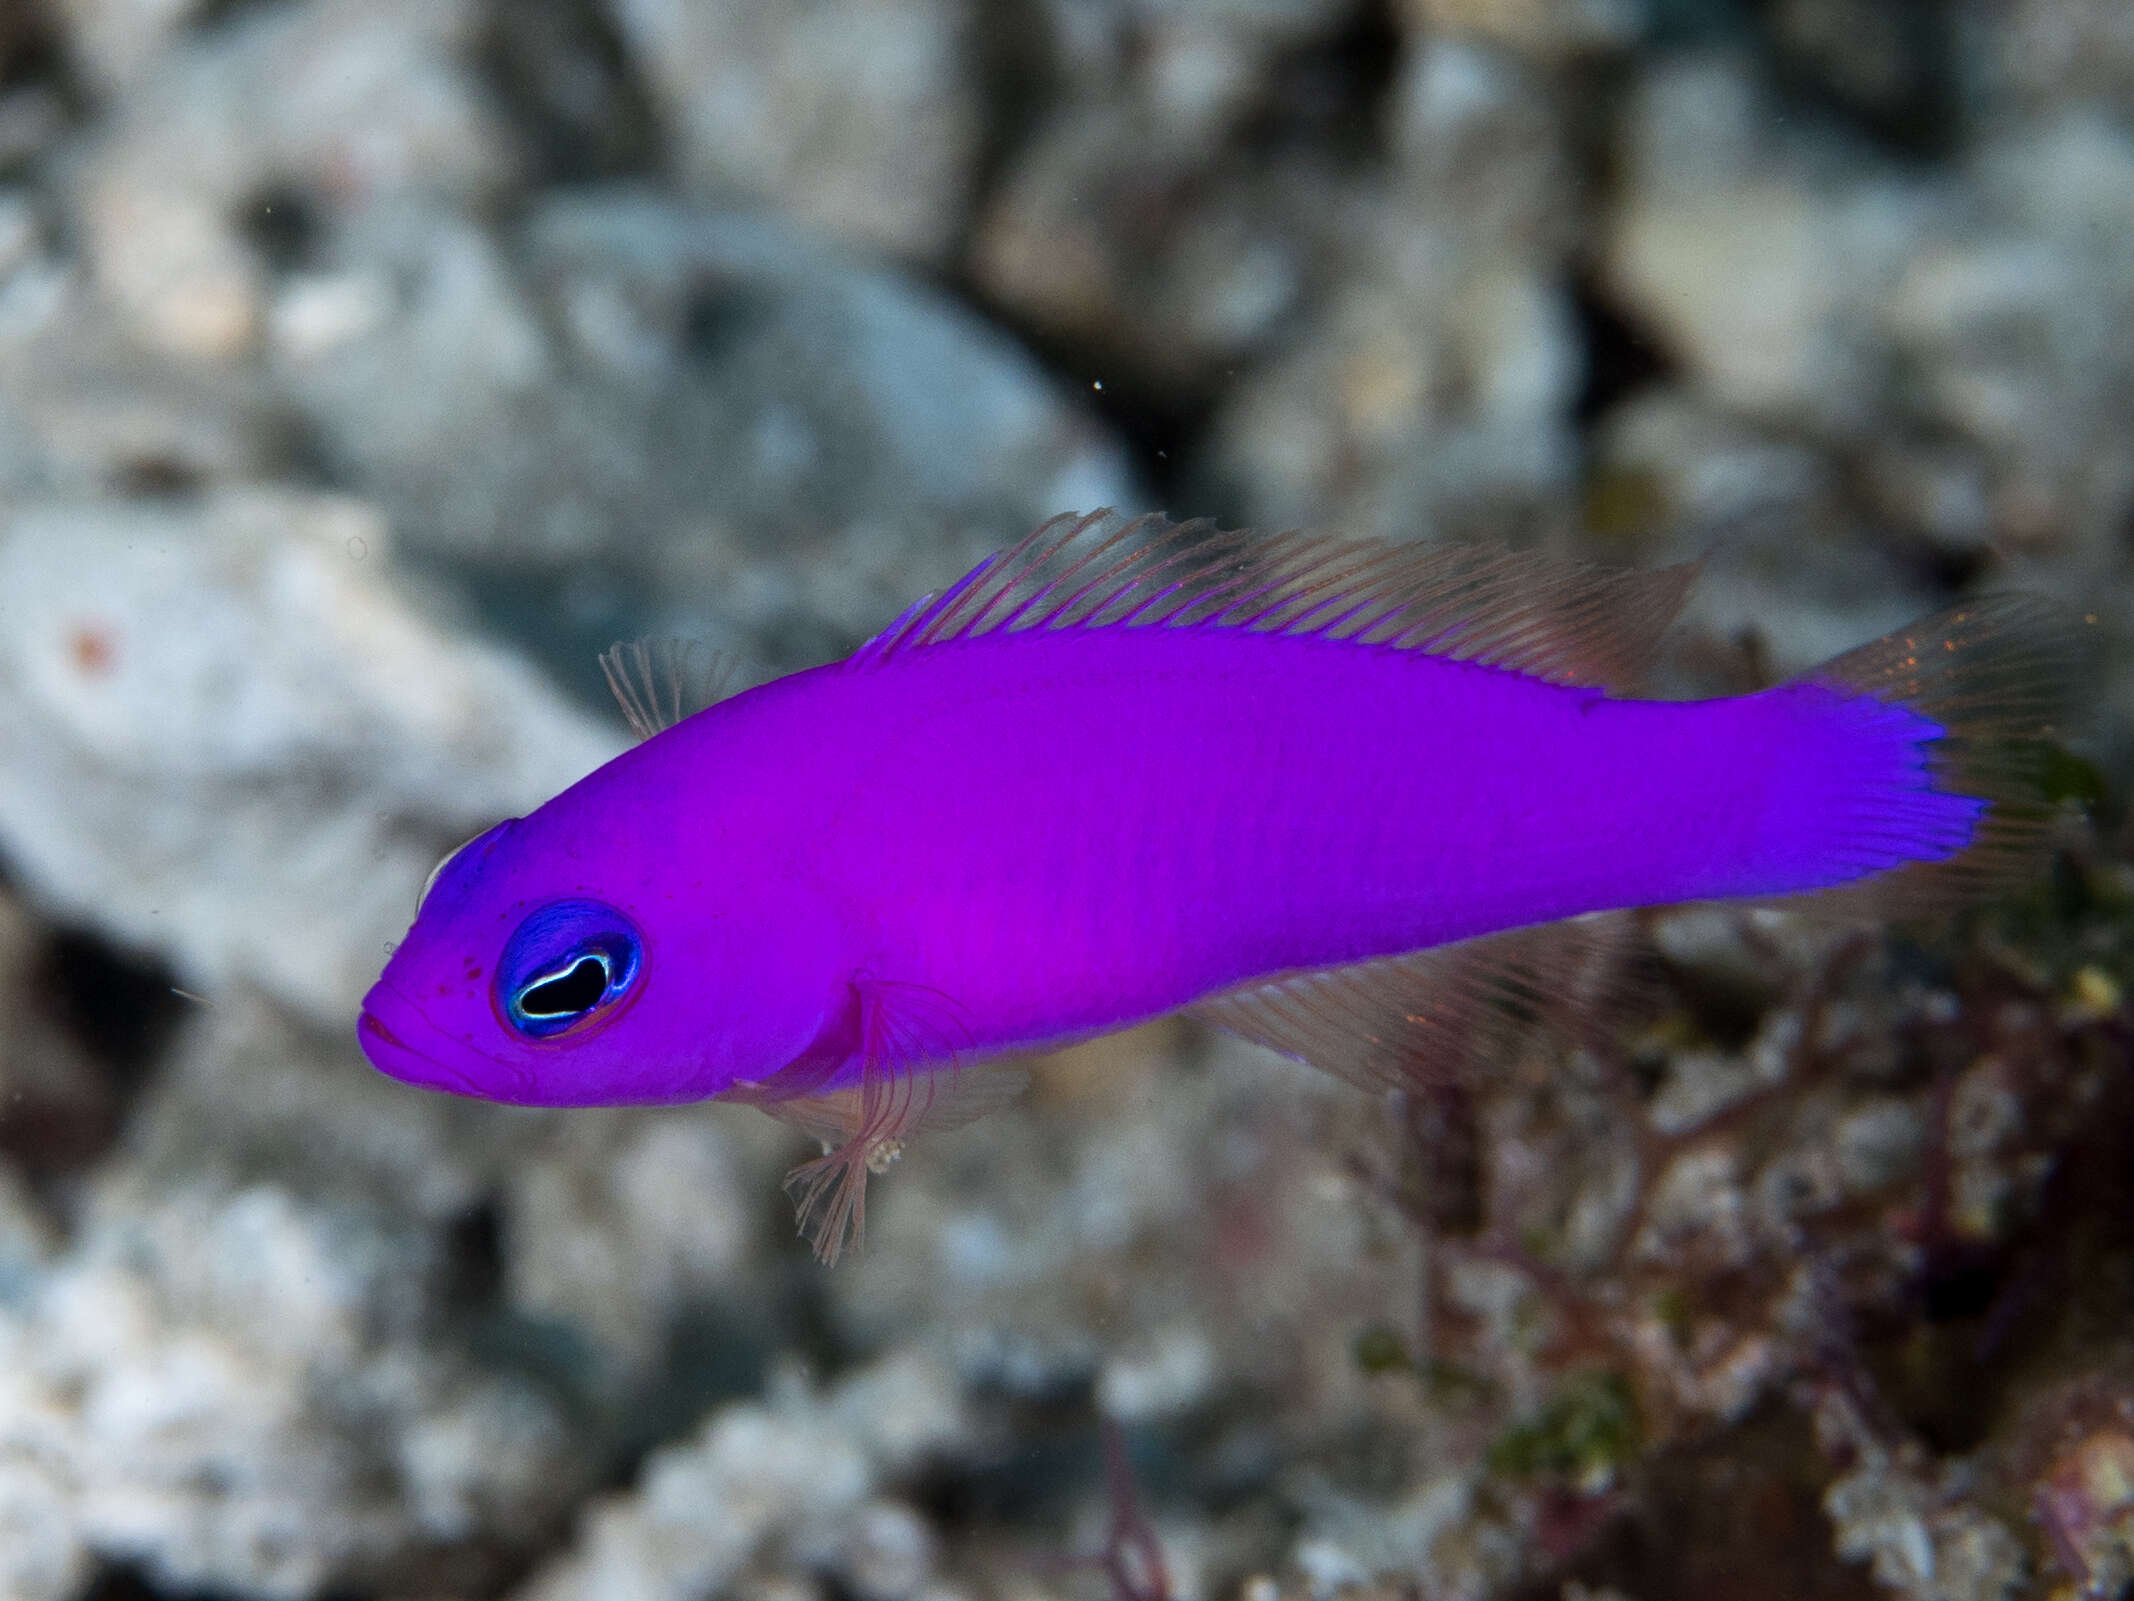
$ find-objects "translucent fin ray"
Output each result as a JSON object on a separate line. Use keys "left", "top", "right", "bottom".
{"left": 598, "top": 638, "right": 743, "bottom": 742}
{"left": 1188, "top": 914, "right": 1638, "bottom": 1094}
{"left": 850, "top": 511, "right": 1699, "bottom": 691}
{"left": 1770, "top": 593, "right": 2095, "bottom": 922}
{"left": 742, "top": 977, "right": 1018, "bottom": 1265}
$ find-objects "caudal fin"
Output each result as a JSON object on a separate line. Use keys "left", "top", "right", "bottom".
{"left": 1776, "top": 592, "right": 2094, "bottom": 920}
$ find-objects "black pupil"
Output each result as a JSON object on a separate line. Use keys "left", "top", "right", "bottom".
{"left": 518, "top": 955, "right": 609, "bottom": 1018}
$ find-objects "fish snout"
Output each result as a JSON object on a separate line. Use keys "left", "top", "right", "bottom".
{"left": 356, "top": 981, "right": 495, "bottom": 1098}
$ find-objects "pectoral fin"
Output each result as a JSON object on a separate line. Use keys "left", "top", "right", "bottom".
{"left": 598, "top": 638, "right": 744, "bottom": 741}
{"left": 739, "top": 976, "right": 1019, "bottom": 1265}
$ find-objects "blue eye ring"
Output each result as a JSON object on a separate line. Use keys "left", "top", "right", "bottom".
{"left": 496, "top": 900, "right": 644, "bottom": 1041}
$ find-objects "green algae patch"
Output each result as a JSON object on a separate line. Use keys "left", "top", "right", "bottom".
{"left": 1488, "top": 1371, "right": 1641, "bottom": 1490}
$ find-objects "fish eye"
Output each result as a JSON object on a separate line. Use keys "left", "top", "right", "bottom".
{"left": 515, "top": 952, "right": 611, "bottom": 1019}
{"left": 497, "top": 900, "right": 643, "bottom": 1040}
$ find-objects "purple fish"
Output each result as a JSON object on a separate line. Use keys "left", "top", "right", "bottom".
{"left": 358, "top": 512, "right": 2080, "bottom": 1258}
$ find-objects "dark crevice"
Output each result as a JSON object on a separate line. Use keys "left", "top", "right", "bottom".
{"left": 964, "top": 0, "right": 1063, "bottom": 243}
{"left": 1571, "top": 275, "right": 1679, "bottom": 428}
{"left": 0, "top": 925, "right": 178, "bottom": 1176}
{"left": 1526, "top": 1406, "right": 1882, "bottom": 1601}
{"left": 1865, "top": 1249, "right": 2013, "bottom": 1455}
{"left": 45, "top": 927, "right": 184, "bottom": 1091}
{"left": 1643, "top": 0, "right": 1758, "bottom": 48}
{"left": 909, "top": 1398, "right": 1103, "bottom": 1530}
{"left": 1877, "top": 1056, "right": 2134, "bottom": 1455}
{"left": 957, "top": 273, "right": 1212, "bottom": 506}
{"left": 1750, "top": 0, "right": 1960, "bottom": 161}
{"left": 0, "top": 4, "right": 82, "bottom": 167}
{"left": 233, "top": 181, "right": 322, "bottom": 275}
{"left": 0, "top": 869, "right": 183, "bottom": 1175}
{"left": 442, "top": 1197, "right": 506, "bottom": 1311}
{"left": 475, "top": 0, "right": 663, "bottom": 186}
{"left": 1235, "top": 0, "right": 1403, "bottom": 163}
{"left": 1919, "top": 1247, "right": 2007, "bottom": 1324}
{"left": 188, "top": 0, "right": 298, "bottom": 34}
{"left": 78, "top": 1560, "right": 259, "bottom": 1601}
{"left": 599, "top": 1301, "right": 781, "bottom": 1479}
{"left": 111, "top": 458, "right": 209, "bottom": 499}
{"left": 679, "top": 279, "right": 779, "bottom": 365}
{"left": 0, "top": 7, "right": 65, "bottom": 94}
{"left": 1075, "top": 372, "right": 1208, "bottom": 510}
{"left": 262, "top": 409, "right": 346, "bottom": 491}
{"left": 952, "top": 5, "right": 1408, "bottom": 506}
{"left": 1640, "top": 0, "right": 1959, "bottom": 159}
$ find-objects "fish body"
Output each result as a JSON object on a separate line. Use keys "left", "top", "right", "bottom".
{"left": 358, "top": 512, "right": 2077, "bottom": 1256}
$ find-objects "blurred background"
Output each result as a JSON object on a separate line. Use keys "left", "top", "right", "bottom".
{"left": 0, "top": 1, "right": 2130, "bottom": 1598}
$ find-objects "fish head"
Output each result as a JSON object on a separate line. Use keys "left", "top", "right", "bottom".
{"left": 358, "top": 798, "right": 842, "bottom": 1106}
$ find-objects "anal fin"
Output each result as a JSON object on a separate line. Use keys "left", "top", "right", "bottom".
{"left": 1187, "top": 914, "right": 1637, "bottom": 1094}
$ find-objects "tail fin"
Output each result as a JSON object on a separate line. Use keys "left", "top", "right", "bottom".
{"left": 1776, "top": 593, "right": 2093, "bottom": 920}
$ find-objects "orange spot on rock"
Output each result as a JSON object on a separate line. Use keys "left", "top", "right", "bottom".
{"left": 68, "top": 624, "right": 116, "bottom": 677}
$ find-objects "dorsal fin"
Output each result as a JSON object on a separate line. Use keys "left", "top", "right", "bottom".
{"left": 1187, "top": 914, "right": 1639, "bottom": 1095}
{"left": 598, "top": 638, "right": 742, "bottom": 742}
{"left": 850, "top": 511, "right": 1699, "bottom": 691}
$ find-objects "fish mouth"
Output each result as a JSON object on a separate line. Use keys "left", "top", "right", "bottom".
{"left": 356, "top": 981, "right": 503, "bottom": 1098}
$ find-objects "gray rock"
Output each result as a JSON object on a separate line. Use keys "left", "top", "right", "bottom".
{"left": 511, "top": 1349, "right": 971, "bottom": 1601}
{"left": 1603, "top": 52, "right": 2134, "bottom": 566}
{"left": 1834, "top": 1097, "right": 1928, "bottom": 1196}
{"left": 108, "top": 987, "right": 793, "bottom": 1512}
{"left": 0, "top": 1302, "right": 88, "bottom": 1601}
{"left": 1886, "top": 113, "right": 2134, "bottom": 553}
{"left": 0, "top": 267, "right": 282, "bottom": 499}
{"left": 971, "top": 103, "right": 1319, "bottom": 394}
{"left": 0, "top": 997, "right": 595, "bottom": 1600}
{"left": 1968, "top": 0, "right": 2134, "bottom": 118}
{"left": 0, "top": 489, "right": 619, "bottom": 1023}
{"left": 1036, "top": 0, "right": 1360, "bottom": 119}
{"left": 0, "top": 1155, "right": 54, "bottom": 1310}
{"left": 49, "top": 0, "right": 209, "bottom": 95}
{"left": 1822, "top": 1434, "right": 2031, "bottom": 1601}
{"left": 1398, "top": 0, "right": 1643, "bottom": 61}
{"left": 808, "top": 1497, "right": 939, "bottom": 1601}
{"left": 1289, "top": 1469, "right": 1520, "bottom": 1600}
{"left": 36, "top": 1183, "right": 578, "bottom": 1599}
{"left": 605, "top": 0, "right": 979, "bottom": 262}
{"left": 1186, "top": 36, "right": 1584, "bottom": 540}
{"left": 284, "top": 192, "right": 1135, "bottom": 676}
{"left": 1590, "top": 391, "right": 1942, "bottom": 675}
{"left": 821, "top": 1026, "right": 1424, "bottom": 1438}
{"left": 117, "top": 989, "right": 489, "bottom": 1230}
{"left": 972, "top": 0, "right": 1360, "bottom": 393}
{"left": 1193, "top": 256, "right": 1581, "bottom": 541}
{"left": 1600, "top": 53, "right": 1947, "bottom": 434}
{"left": 1387, "top": 37, "right": 1577, "bottom": 259}
{"left": 500, "top": 1105, "right": 786, "bottom": 1380}
{"left": 67, "top": 0, "right": 512, "bottom": 360}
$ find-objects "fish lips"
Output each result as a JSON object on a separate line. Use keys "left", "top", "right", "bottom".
{"left": 357, "top": 980, "right": 523, "bottom": 1100}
